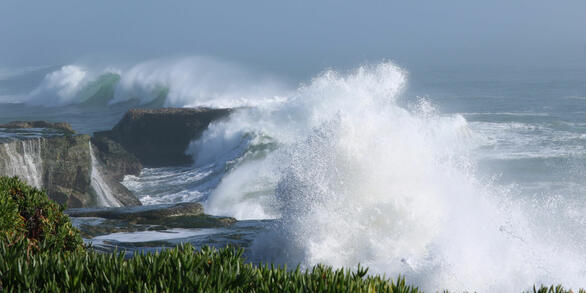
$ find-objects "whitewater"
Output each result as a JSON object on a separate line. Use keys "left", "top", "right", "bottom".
{"left": 1, "top": 58, "right": 586, "bottom": 291}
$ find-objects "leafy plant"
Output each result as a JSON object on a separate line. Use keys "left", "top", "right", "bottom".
{"left": 0, "top": 176, "right": 83, "bottom": 254}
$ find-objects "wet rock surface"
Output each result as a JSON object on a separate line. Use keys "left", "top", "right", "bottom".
{"left": 0, "top": 132, "right": 140, "bottom": 207}
{"left": 67, "top": 202, "right": 237, "bottom": 238}
{"left": 66, "top": 202, "right": 205, "bottom": 219}
{"left": 90, "top": 136, "right": 142, "bottom": 181}
{"left": 94, "top": 107, "right": 233, "bottom": 167}
{"left": 0, "top": 121, "right": 75, "bottom": 135}
{"left": 42, "top": 135, "right": 93, "bottom": 207}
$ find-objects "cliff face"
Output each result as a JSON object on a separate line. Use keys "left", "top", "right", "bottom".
{"left": 90, "top": 136, "right": 142, "bottom": 182}
{"left": 0, "top": 108, "right": 233, "bottom": 207}
{"left": 41, "top": 135, "right": 93, "bottom": 207}
{"left": 0, "top": 122, "right": 141, "bottom": 208}
{"left": 89, "top": 139, "right": 142, "bottom": 207}
{"left": 94, "top": 108, "right": 232, "bottom": 167}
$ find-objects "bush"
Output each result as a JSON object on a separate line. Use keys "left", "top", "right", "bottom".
{"left": 0, "top": 176, "right": 83, "bottom": 254}
{"left": 0, "top": 243, "right": 419, "bottom": 292}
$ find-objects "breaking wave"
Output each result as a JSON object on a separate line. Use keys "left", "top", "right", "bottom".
{"left": 18, "top": 57, "right": 586, "bottom": 291}
{"left": 190, "top": 62, "right": 586, "bottom": 291}
{"left": 24, "top": 57, "right": 288, "bottom": 108}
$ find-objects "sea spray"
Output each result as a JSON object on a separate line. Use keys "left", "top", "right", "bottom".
{"left": 89, "top": 143, "right": 122, "bottom": 207}
{"left": 196, "top": 62, "right": 586, "bottom": 291}
{"left": 27, "top": 65, "right": 91, "bottom": 106}
{"left": 24, "top": 57, "right": 288, "bottom": 108}
{"left": 17, "top": 58, "right": 586, "bottom": 290}
{"left": 0, "top": 138, "right": 44, "bottom": 187}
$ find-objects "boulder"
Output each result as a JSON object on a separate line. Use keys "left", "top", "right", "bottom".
{"left": 94, "top": 107, "right": 233, "bottom": 167}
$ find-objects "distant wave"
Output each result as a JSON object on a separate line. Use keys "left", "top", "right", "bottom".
{"left": 23, "top": 57, "right": 289, "bottom": 108}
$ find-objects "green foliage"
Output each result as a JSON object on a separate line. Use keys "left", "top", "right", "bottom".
{"left": 0, "top": 176, "right": 83, "bottom": 253}
{"left": 0, "top": 243, "right": 419, "bottom": 292}
{"left": 530, "top": 284, "right": 586, "bottom": 293}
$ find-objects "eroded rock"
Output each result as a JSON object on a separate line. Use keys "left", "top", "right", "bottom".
{"left": 94, "top": 107, "right": 233, "bottom": 167}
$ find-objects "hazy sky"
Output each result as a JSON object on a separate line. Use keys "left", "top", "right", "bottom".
{"left": 1, "top": 1, "right": 585, "bottom": 78}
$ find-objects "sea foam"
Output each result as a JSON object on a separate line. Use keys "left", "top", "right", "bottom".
{"left": 194, "top": 62, "right": 586, "bottom": 291}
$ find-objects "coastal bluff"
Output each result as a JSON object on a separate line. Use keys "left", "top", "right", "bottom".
{"left": 0, "top": 121, "right": 140, "bottom": 208}
{"left": 94, "top": 107, "right": 233, "bottom": 167}
{"left": 0, "top": 108, "right": 234, "bottom": 208}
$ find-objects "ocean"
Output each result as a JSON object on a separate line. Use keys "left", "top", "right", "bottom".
{"left": 1, "top": 58, "right": 585, "bottom": 291}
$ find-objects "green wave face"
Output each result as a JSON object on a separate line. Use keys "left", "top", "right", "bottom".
{"left": 77, "top": 73, "right": 170, "bottom": 108}
{"left": 78, "top": 73, "right": 120, "bottom": 107}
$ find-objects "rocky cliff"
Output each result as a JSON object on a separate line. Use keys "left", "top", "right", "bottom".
{"left": 94, "top": 108, "right": 232, "bottom": 167}
{"left": 41, "top": 135, "right": 93, "bottom": 207}
{"left": 0, "top": 108, "right": 233, "bottom": 207}
{"left": 0, "top": 122, "right": 141, "bottom": 208}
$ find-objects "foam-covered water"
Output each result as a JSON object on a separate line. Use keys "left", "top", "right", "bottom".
{"left": 2, "top": 59, "right": 586, "bottom": 291}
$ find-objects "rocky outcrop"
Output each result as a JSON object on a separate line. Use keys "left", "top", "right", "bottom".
{"left": 67, "top": 203, "right": 237, "bottom": 238}
{"left": 0, "top": 121, "right": 75, "bottom": 135}
{"left": 94, "top": 108, "right": 233, "bottom": 167}
{"left": 0, "top": 121, "right": 141, "bottom": 208}
{"left": 66, "top": 202, "right": 204, "bottom": 219}
{"left": 89, "top": 142, "right": 142, "bottom": 207}
{"left": 90, "top": 136, "right": 142, "bottom": 182}
{"left": 41, "top": 135, "right": 93, "bottom": 207}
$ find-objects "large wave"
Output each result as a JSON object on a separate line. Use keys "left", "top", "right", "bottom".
{"left": 20, "top": 57, "right": 586, "bottom": 290}
{"left": 191, "top": 62, "right": 586, "bottom": 291}
{"left": 23, "top": 57, "right": 288, "bottom": 108}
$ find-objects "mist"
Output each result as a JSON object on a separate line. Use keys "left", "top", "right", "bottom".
{"left": 1, "top": 0, "right": 585, "bottom": 80}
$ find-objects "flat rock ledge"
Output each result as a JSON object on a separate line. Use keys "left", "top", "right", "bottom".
{"left": 0, "top": 121, "right": 75, "bottom": 135}
{"left": 66, "top": 202, "right": 205, "bottom": 220}
{"left": 67, "top": 202, "right": 237, "bottom": 238}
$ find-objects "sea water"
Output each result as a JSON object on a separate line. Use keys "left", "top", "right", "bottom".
{"left": 1, "top": 59, "right": 585, "bottom": 291}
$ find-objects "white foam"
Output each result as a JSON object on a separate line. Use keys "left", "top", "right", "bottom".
{"left": 0, "top": 138, "right": 44, "bottom": 187}
{"left": 123, "top": 166, "right": 215, "bottom": 205}
{"left": 469, "top": 121, "right": 586, "bottom": 160}
{"left": 89, "top": 143, "right": 122, "bottom": 207}
{"left": 27, "top": 65, "right": 91, "bottom": 106}
{"left": 193, "top": 62, "right": 586, "bottom": 291}
{"left": 91, "top": 228, "right": 218, "bottom": 243}
{"left": 111, "top": 57, "right": 289, "bottom": 108}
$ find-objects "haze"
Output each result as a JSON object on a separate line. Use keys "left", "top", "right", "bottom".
{"left": 1, "top": 0, "right": 585, "bottom": 79}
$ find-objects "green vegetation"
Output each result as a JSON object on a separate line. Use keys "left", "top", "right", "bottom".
{"left": 0, "top": 176, "right": 584, "bottom": 292}
{"left": 1, "top": 243, "right": 419, "bottom": 292}
{"left": 0, "top": 176, "right": 83, "bottom": 254}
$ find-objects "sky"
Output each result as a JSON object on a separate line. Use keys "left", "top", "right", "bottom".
{"left": 1, "top": 1, "right": 585, "bottom": 79}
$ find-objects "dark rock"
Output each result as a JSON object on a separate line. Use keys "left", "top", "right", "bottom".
{"left": 89, "top": 146, "right": 142, "bottom": 207}
{"left": 42, "top": 135, "right": 93, "bottom": 207}
{"left": 71, "top": 214, "right": 237, "bottom": 239}
{"left": 94, "top": 107, "right": 233, "bottom": 167}
{"left": 68, "top": 203, "right": 237, "bottom": 239}
{"left": 90, "top": 136, "right": 142, "bottom": 181}
{"left": 0, "top": 121, "right": 75, "bottom": 135}
{"left": 0, "top": 134, "right": 141, "bottom": 208}
{"left": 66, "top": 202, "right": 205, "bottom": 220}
